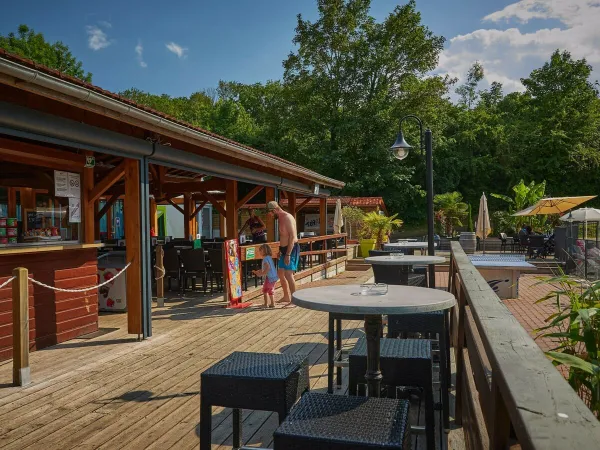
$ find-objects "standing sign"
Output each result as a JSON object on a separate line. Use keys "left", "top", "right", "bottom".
{"left": 224, "top": 239, "right": 250, "bottom": 308}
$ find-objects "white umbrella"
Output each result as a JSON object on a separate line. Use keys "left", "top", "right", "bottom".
{"left": 559, "top": 207, "right": 600, "bottom": 222}
{"left": 476, "top": 193, "right": 491, "bottom": 253}
{"left": 333, "top": 198, "right": 344, "bottom": 234}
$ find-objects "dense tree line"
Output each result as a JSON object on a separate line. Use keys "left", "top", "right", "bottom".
{"left": 3, "top": 0, "right": 600, "bottom": 224}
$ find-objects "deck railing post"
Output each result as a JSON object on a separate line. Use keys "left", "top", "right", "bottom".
{"left": 490, "top": 376, "right": 511, "bottom": 449}
{"left": 12, "top": 267, "right": 30, "bottom": 386}
{"left": 156, "top": 245, "right": 165, "bottom": 307}
{"left": 454, "top": 284, "right": 466, "bottom": 426}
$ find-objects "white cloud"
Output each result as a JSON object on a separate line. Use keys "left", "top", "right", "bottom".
{"left": 166, "top": 42, "right": 188, "bottom": 59}
{"left": 98, "top": 20, "right": 112, "bottom": 29}
{"left": 135, "top": 41, "right": 147, "bottom": 68}
{"left": 86, "top": 24, "right": 112, "bottom": 51}
{"left": 436, "top": 1, "right": 600, "bottom": 95}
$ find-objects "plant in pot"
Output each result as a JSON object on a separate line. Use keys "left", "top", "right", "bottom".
{"left": 361, "top": 212, "right": 403, "bottom": 252}
{"left": 342, "top": 206, "right": 364, "bottom": 243}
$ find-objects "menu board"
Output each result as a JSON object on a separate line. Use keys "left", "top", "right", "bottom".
{"left": 225, "top": 239, "right": 243, "bottom": 305}
{"left": 54, "top": 171, "right": 81, "bottom": 198}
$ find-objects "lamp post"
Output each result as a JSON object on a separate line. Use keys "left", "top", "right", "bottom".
{"left": 390, "top": 115, "right": 436, "bottom": 288}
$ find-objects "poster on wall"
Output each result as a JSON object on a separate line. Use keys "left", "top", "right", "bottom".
{"left": 303, "top": 214, "right": 335, "bottom": 233}
{"left": 224, "top": 239, "right": 251, "bottom": 308}
{"left": 54, "top": 171, "right": 81, "bottom": 198}
{"left": 69, "top": 197, "right": 81, "bottom": 223}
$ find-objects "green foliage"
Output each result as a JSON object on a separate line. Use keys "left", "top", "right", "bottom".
{"left": 434, "top": 192, "right": 468, "bottom": 237}
{"left": 467, "top": 204, "right": 474, "bottom": 232}
{"left": 362, "top": 212, "right": 403, "bottom": 248}
{"left": 491, "top": 179, "right": 546, "bottom": 230}
{"left": 341, "top": 206, "right": 364, "bottom": 240}
{"left": 535, "top": 274, "right": 600, "bottom": 418}
{"left": 0, "top": 24, "right": 92, "bottom": 82}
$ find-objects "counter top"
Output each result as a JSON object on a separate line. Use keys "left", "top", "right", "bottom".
{"left": 0, "top": 242, "right": 104, "bottom": 256}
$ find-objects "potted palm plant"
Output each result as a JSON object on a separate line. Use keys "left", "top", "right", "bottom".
{"left": 360, "top": 212, "right": 403, "bottom": 254}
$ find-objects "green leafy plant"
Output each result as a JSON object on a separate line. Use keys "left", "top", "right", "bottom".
{"left": 491, "top": 179, "right": 547, "bottom": 230}
{"left": 434, "top": 192, "right": 469, "bottom": 237}
{"left": 535, "top": 273, "right": 600, "bottom": 418}
{"left": 342, "top": 206, "right": 364, "bottom": 240}
{"left": 362, "top": 212, "right": 403, "bottom": 249}
{"left": 468, "top": 204, "right": 474, "bottom": 232}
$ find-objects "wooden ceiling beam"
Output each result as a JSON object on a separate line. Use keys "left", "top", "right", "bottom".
{"left": 161, "top": 178, "right": 226, "bottom": 194}
{"left": 89, "top": 160, "right": 126, "bottom": 203}
{"left": 95, "top": 195, "right": 118, "bottom": 221}
{"left": 236, "top": 186, "right": 264, "bottom": 210}
{"left": 196, "top": 188, "right": 227, "bottom": 216}
{"left": 296, "top": 196, "right": 313, "bottom": 213}
{"left": 166, "top": 198, "right": 185, "bottom": 215}
{"left": 190, "top": 200, "right": 208, "bottom": 221}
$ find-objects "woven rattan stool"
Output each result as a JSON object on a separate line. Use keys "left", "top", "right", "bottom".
{"left": 273, "top": 392, "right": 411, "bottom": 449}
{"left": 200, "top": 351, "right": 309, "bottom": 450}
{"left": 349, "top": 338, "right": 435, "bottom": 450}
{"left": 388, "top": 310, "right": 451, "bottom": 431}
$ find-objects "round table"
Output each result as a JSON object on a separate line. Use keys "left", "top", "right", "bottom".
{"left": 366, "top": 255, "right": 446, "bottom": 286}
{"left": 365, "top": 255, "right": 445, "bottom": 266}
{"left": 383, "top": 241, "right": 437, "bottom": 255}
{"left": 292, "top": 285, "right": 456, "bottom": 397}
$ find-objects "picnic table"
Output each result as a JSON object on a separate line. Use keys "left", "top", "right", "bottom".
{"left": 469, "top": 254, "right": 536, "bottom": 298}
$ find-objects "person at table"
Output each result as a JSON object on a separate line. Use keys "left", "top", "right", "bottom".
{"left": 239, "top": 209, "right": 267, "bottom": 243}
{"left": 267, "top": 201, "right": 299, "bottom": 306}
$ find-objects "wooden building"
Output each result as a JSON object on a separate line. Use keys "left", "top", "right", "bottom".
{"left": 0, "top": 49, "right": 344, "bottom": 360}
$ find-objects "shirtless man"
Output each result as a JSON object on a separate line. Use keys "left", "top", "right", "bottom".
{"left": 267, "top": 201, "right": 299, "bottom": 305}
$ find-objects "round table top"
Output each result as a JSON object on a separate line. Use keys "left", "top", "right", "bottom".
{"left": 365, "top": 255, "right": 446, "bottom": 266}
{"left": 384, "top": 242, "right": 435, "bottom": 249}
{"left": 292, "top": 285, "right": 456, "bottom": 315}
{"left": 397, "top": 238, "right": 418, "bottom": 242}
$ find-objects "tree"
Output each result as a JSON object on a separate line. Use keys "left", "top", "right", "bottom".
{"left": 0, "top": 24, "right": 92, "bottom": 82}
{"left": 455, "top": 62, "right": 484, "bottom": 109}
{"left": 341, "top": 206, "right": 364, "bottom": 240}
{"left": 491, "top": 179, "right": 546, "bottom": 230}
{"left": 362, "top": 212, "right": 403, "bottom": 248}
{"left": 433, "top": 191, "right": 468, "bottom": 237}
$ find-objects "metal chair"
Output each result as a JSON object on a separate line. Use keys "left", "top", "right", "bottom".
{"left": 208, "top": 248, "right": 224, "bottom": 292}
{"left": 163, "top": 247, "right": 181, "bottom": 293}
{"left": 180, "top": 248, "right": 209, "bottom": 293}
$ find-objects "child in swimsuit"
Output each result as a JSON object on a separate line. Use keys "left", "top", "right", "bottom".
{"left": 252, "top": 244, "right": 279, "bottom": 308}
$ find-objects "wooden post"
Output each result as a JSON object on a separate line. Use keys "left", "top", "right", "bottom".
{"left": 454, "top": 285, "right": 466, "bottom": 426}
{"left": 183, "top": 194, "right": 192, "bottom": 239}
{"left": 150, "top": 198, "right": 158, "bottom": 236}
{"left": 490, "top": 376, "right": 511, "bottom": 449}
{"left": 94, "top": 200, "right": 101, "bottom": 241}
{"left": 82, "top": 153, "right": 95, "bottom": 244}
{"left": 12, "top": 267, "right": 30, "bottom": 386}
{"left": 124, "top": 159, "right": 142, "bottom": 336}
{"left": 225, "top": 180, "right": 238, "bottom": 238}
{"left": 320, "top": 197, "right": 327, "bottom": 264}
{"left": 265, "top": 187, "right": 276, "bottom": 242}
{"left": 155, "top": 245, "right": 165, "bottom": 307}
{"left": 20, "top": 188, "right": 34, "bottom": 232}
{"left": 107, "top": 205, "right": 113, "bottom": 240}
{"left": 7, "top": 188, "right": 16, "bottom": 218}
{"left": 288, "top": 192, "right": 297, "bottom": 221}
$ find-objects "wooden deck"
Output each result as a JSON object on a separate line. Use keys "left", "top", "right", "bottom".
{"left": 0, "top": 269, "right": 464, "bottom": 449}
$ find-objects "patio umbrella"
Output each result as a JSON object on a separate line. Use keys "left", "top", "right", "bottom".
{"left": 559, "top": 208, "right": 600, "bottom": 278}
{"left": 333, "top": 198, "right": 344, "bottom": 234}
{"left": 476, "top": 193, "right": 491, "bottom": 253}
{"left": 513, "top": 196, "right": 596, "bottom": 216}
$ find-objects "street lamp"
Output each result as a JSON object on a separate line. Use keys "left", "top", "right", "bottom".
{"left": 390, "top": 115, "right": 436, "bottom": 288}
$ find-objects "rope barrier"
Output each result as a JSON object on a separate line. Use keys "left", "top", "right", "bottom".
{"left": 0, "top": 276, "right": 15, "bottom": 290}
{"left": 154, "top": 265, "right": 165, "bottom": 280}
{"left": 29, "top": 263, "right": 131, "bottom": 293}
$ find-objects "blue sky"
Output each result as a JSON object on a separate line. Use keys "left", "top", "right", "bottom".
{"left": 1, "top": 1, "right": 597, "bottom": 97}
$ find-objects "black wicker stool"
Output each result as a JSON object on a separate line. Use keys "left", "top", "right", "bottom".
{"left": 273, "top": 392, "right": 411, "bottom": 449}
{"left": 388, "top": 310, "right": 451, "bottom": 431}
{"left": 200, "top": 351, "right": 309, "bottom": 450}
{"left": 349, "top": 338, "right": 435, "bottom": 450}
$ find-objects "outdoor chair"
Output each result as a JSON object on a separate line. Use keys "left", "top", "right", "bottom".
{"left": 527, "top": 235, "right": 546, "bottom": 259}
{"left": 273, "top": 392, "right": 411, "bottom": 450}
{"left": 180, "top": 248, "right": 209, "bottom": 293}
{"left": 162, "top": 247, "right": 182, "bottom": 293}
{"left": 500, "top": 232, "right": 509, "bottom": 252}
{"left": 207, "top": 248, "right": 225, "bottom": 292}
{"left": 200, "top": 351, "right": 309, "bottom": 450}
{"left": 348, "top": 338, "right": 435, "bottom": 450}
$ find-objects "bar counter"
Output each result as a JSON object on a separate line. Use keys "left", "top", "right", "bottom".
{"left": 0, "top": 242, "right": 104, "bottom": 360}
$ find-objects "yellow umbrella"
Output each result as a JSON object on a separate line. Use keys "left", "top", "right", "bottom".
{"left": 512, "top": 196, "right": 596, "bottom": 216}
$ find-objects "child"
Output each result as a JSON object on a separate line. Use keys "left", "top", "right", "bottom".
{"left": 253, "top": 244, "right": 279, "bottom": 308}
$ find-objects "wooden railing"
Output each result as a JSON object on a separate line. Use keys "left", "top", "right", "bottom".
{"left": 240, "top": 233, "right": 348, "bottom": 262}
{"left": 448, "top": 241, "right": 600, "bottom": 449}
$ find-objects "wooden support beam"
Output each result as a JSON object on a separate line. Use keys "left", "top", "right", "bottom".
{"left": 279, "top": 190, "right": 287, "bottom": 200}
{"left": 225, "top": 180, "right": 238, "bottom": 238}
{"left": 124, "top": 159, "right": 142, "bottom": 335}
{"left": 190, "top": 200, "right": 207, "bottom": 221}
{"left": 319, "top": 197, "right": 327, "bottom": 236}
{"left": 94, "top": 200, "right": 101, "bottom": 241}
{"left": 12, "top": 267, "right": 30, "bottom": 386}
{"left": 150, "top": 198, "right": 158, "bottom": 235}
{"left": 157, "top": 165, "right": 166, "bottom": 198}
{"left": 288, "top": 192, "right": 297, "bottom": 220}
{"left": 265, "top": 187, "right": 276, "bottom": 242}
{"left": 148, "top": 164, "right": 158, "bottom": 182}
{"left": 296, "top": 197, "right": 313, "bottom": 213}
{"left": 89, "top": 160, "right": 126, "bottom": 204}
{"left": 161, "top": 178, "right": 226, "bottom": 194}
{"left": 155, "top": 245, "right": 164, "bottom": 306}
{"left": 107, "top": 205, "right": 113, "bottom": 240}
{"left": 0, "top": 137, "right": 86, "bottom": 173}
{"left": 183, "top": 194, "right": 195, "bottom": 239}
{"left": 20, "top": 188, "right": 34, "bottom": 232}
{"left": 7, "top": 188, "right": 16, "bottom": 217}
{"left": 236, "top": 186, "right": 264, "bottom": 210}
{"left": 96, "top": 195, "right": 118, "bottom": 222}
{"left": 82, "top": 155, "right": 95, "bottom": 244}
{"left": 197, "top": 189, "right": 227, "bottom": 217}
{"left": 166, "top": 198, "right": 185, "bottom": 216}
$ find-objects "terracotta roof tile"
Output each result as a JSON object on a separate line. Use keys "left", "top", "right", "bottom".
{"left": 0, "top": 48, "right": 332, "bottom": 179}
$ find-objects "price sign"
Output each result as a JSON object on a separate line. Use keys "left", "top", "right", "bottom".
{"left": 245, "top": 247, "right": 256, "bottom": 260}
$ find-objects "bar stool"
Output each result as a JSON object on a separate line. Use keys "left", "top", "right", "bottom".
{"left": 200, "top": 352, "right": 309, "bottom": 450}
{"left": 348, "top": 338, "right": 435, "bottom": 450}
{"left": 273, "top": 392, "right": 411, "bottom": 449}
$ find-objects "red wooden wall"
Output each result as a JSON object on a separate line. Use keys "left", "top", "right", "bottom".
{"left": 0, "top": 248, "right": 98, "bottom": 360}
